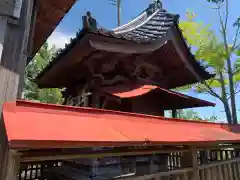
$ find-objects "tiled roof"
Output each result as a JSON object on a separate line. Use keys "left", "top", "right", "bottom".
{"left": 53, "top": 6, "right": 180, "bottom": 59}
{"left": 113, "top": 9, "right": 179, "bottom": 42}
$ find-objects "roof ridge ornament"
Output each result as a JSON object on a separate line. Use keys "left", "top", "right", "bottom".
{"left": 147, "top": 0, "right": 162, "bottom": 16}
{"left": 153, "top": 0, "right": 162, "bottom": 8}
{"left": 82, "top": 11, "right": 97, "bottom": 31}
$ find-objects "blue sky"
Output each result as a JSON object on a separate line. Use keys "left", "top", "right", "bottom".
{"left": 47, "top": 0, "right": 240, "bottom": 121}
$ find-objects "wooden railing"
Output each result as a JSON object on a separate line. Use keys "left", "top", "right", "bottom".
{"left": 121, "top": 157, "right": 240, "bottom": 180}
{"left": 18, "top": 149, "right": 240, "bottom": 180}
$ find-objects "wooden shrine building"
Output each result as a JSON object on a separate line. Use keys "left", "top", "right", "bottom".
{"left": 36, "top": 1, "right": 214, "bottom": 117}
{"left": 2, "top": 1, "right": 240, "bottom": 180}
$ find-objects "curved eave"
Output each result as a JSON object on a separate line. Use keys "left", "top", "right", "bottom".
{"left": 36, "top": 29, "right": 88, "bottom": 83}
{"left": 38, "top": 7, "right": 176, "bottom": 80}
{"left": 36, "top": 33, "right": 168, "bottom": 88}
{"left": 173, "top": 23, "right": 215, "bottom": 79}
{"left": 112, "top": 7, "right": 214, "bottom": 80}
{"left": 36, "top": 7, "right": 214, "bottom": 88}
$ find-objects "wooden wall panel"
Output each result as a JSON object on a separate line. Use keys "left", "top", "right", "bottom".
{"left": 0, "top": 0, "right": 34, "bottom": 179}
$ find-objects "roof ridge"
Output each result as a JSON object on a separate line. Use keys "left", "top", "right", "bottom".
{"left": 113, "top": 11, "right": 148, "bottom": 33}
{"left": 14, "top": 100, "right": 219, "bottom": 125}
{"left": 114, "top": 9, "right": 161, "bottom": 34}
{"left": 113, "top": 0, "right": 179, "bottom": 35}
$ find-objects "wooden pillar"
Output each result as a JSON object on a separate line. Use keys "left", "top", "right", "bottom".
{"left": 1, "top": 150, "right": 20, "bottom": 180}
{"left": 200, "top": 149, "right": 209, "bottom": 164}
{"left": 0, "top": 0, "right": 34, "bottom": 179}
{"left": 192, "top": 148, "right": 200, "bottom": 180}
{"left": 149, "top": 155, "right": 155, "bottom": 173}
{"left": 181, "top": 148, "right": 199, "bottom": 180}
{"left": 0, "top": 114, "right": 9, "bottom": 179}
{"left": 17, "top": 0, "right": 37, "bottom": 98}
{"left": 92, "top": 94, "right": 101, "bottom": 108}
{"left": 101, "top": 98, "right": 109, "bottom": 109}
{"left": 0, "top": 17, "right": 7, "bottom": 61}
{"left": 172, "top": 109, "right": 177, "bottom": 118}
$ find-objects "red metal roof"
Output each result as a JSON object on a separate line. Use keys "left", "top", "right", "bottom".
{"left": 101, "top": 84, "right": 155, "bottom": 98}
{"left": 2, "top": 100, "right": 240, "bottom": 149}
{"left": 99, "top": 84, "right": 215, "bottom": 109}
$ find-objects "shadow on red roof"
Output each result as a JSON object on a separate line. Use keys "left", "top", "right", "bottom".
{"left": 2, "top": 100, "right": 240, "bottom": 149}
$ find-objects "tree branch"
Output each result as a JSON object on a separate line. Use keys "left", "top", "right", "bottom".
{"left": 233, "top": 68, "right": 240, "bottom": 75}
{"left": 233, "top": 43, "right": 240, "bottom": 52}
{"left": 231, "top": 26, "right": 240, "bottom": 52}
{"left": 227, "top": 88, "right": 240, "bottom": 100}
{"left": 195, "top": 85, "right": 214, "bottom": 96}
{"left": 224, "top": 0, "right": 229, "bottom": 31}
{"left": 235, "top": 83, "right": 240, "bottom": 92}
{"left": 197, "top": 81, "right": 223, "bottom": 101}
{"left": 202, "top": 80, "right": 224, "bottom": 101}
{"left": 217, "top": 5, "right": 226, "bottom": 32}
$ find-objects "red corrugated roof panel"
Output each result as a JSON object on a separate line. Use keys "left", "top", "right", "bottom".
{"left": 100, "top": 84, "right": 157, "bottom": 98}
{"left": 2, "top": 100, "right": 239, "bottom": 149}
{"left": 99, "top": 84, "right": 215, "bottom": 109}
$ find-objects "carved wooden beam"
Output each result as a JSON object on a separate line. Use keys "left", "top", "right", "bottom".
{"left": 64, "top": 83, "right": 91, "bottom": 107}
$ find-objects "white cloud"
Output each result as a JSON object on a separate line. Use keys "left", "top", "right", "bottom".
{"left": 47, "top": 31, "right": 74, "bottom": 49}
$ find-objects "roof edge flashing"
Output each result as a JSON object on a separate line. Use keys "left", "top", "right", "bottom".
{"left": 13, "top": 100, "right": 222, "bottom": 126}
{"left": 113, "top": 0, "right": 165, "bottom": 34}
{"left": 113, "top": 11, "right": 148, "bottom": 33}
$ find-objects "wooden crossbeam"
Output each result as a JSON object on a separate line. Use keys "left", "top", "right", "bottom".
{"left": 20, "top": 147, "right": 189, "bottom": 162}
{"left": 19, "top": 144, "right": 240, "bottom": 163}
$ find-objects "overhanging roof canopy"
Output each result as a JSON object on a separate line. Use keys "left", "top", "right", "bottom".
{"left": 31, "top": 0, "right": 76, "bottom": 57}
{"left": 36, "top": 3, "right": 213, "bottom": 89}
{"left": 98, "top": 83, "right": 215, "bottom": 110}
{"left": 3, "top": 100, "right": 240, "bottom": 149}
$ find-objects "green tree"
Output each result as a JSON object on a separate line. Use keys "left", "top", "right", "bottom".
{"left": 177, "top": 109, "right": 220, "bottom": 122}
{"left": 23, "top": 43, "right": 63, "bottom": 104}
{"left": 178, "top": 2, "right": 240, "bottom": 124}
{"left": 165, "top": 109, "right": 220, "bottom": 122}
{"left": 177, "top": 109, "right": 201, "bottom": 120}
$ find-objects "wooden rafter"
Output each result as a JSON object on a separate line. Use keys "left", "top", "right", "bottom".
{"left": 31, "top": 0, "right": 76, "bottom": 56}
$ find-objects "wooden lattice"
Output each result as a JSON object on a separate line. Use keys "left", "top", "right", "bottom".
{"left": 18, "top": 149, "right": 240, "bottom": 180}
{"left": 19, "top": 161, "right": 62, "bottom": 180}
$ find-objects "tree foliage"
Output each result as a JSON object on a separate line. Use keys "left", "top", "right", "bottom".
{"left": 177, "top": 109, "right": 201, "bottom": 120}
{"left": 178, "top": 4, "right": 240, "bottom": 124}
{"left": 23, "top": 43, "right": 63, "bottom": 104}
{"left": 173, "top": 109, "right": 220, "bottom": 123}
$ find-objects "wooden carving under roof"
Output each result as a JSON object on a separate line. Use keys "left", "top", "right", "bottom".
{"left": 61, "top": 82, "right": 215, "bottom": 114}
{"left": 36, "top": 2, "right": 214, "bottom": 90}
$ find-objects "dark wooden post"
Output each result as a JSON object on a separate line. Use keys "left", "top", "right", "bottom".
{"left": 180, "top": 147, "right": 199, "bottom": 180}
{"left": 199, "top": 149, "right": 209, "bottom": 164}
{"left": 0, "top": 0, "right": 35, "bottom": 179}
{"left": 172, "top": 109, "right": 177, "bottom": 118}
{"left": 17, "top": 0, "right": 38, "bottom": 98}
{"left": 191, "top": 148, "right": 200, "bottom": 180}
